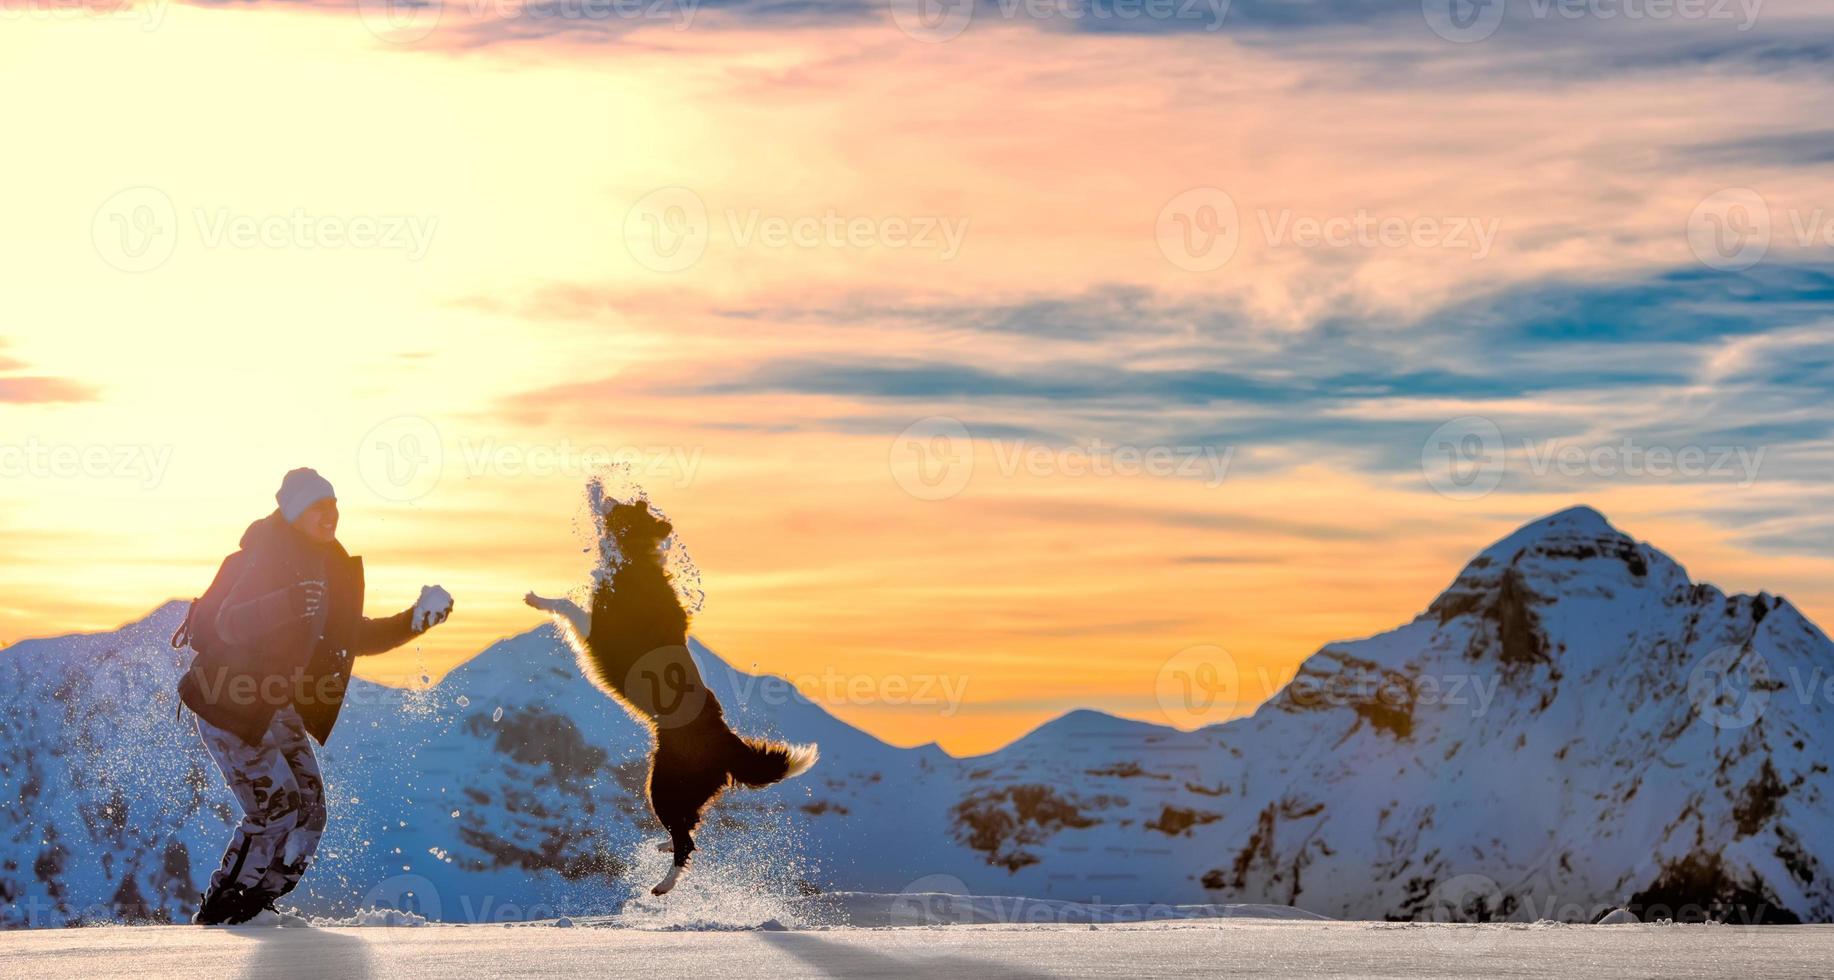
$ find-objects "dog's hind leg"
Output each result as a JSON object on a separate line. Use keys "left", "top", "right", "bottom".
{"left": 648, "top": 762, "right": 729, "bottom": 897}
{"left": 647, "top": 763, "right": 698, "bottom": 897}
{"left": 651, "top": 812, "right": 697, "bottom": 896}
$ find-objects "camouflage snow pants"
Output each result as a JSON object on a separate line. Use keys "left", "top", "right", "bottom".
{"left": 195, "top": 706, "right": 327, "bottom": 901}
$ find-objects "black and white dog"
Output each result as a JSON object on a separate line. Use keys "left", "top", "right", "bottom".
{"left": 525, "top": 498, "right": 816, "bottom": 896}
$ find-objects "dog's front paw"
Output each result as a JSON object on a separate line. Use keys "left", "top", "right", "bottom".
{"left": 523, "top": 591, "right": 547, "bottom": 610}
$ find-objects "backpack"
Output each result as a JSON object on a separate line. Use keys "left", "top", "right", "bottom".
{"left": 170, "top": 551, "right": 247, "bottom": 658}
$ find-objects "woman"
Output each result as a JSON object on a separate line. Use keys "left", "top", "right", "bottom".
{"left": 174, "top": 467, "right": 453, "bottom": 924}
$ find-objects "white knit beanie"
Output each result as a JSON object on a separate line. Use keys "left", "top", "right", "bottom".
{"left": 277, "top": 467, "right": 336, "bottom": 522}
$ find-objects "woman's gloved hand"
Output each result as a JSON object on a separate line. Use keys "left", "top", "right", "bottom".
{"left": 412, "top": 585, "right": 454, "bottom": 633}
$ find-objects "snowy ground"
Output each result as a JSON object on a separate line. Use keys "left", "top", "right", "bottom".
{"left": 8, "top": 919, "right": 1832, "bottom": 979}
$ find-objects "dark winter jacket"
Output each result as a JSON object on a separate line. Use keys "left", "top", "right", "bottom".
{"left": 177, "top": 512, "right": 418, "bottom": 746}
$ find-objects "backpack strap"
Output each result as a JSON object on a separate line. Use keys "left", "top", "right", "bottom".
{"left": 171, "top": 602, "right": 197, "bottom": 650}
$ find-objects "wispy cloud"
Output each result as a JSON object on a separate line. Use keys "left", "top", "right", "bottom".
{"left": 1683, "top": 129, "right": 1834, "bottom": 167}
{"left": 0, "top": 342, "right": 97, "bottom": 404}
{"left": 501, "top": 262, "right": 1834, "bottom": 503}
{"left": 0, "top": 378, "right": 97, "bottom": 404}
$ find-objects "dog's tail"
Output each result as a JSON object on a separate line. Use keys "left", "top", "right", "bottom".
{"left": 724, "top": 734, "right": 819, "bottom": 789}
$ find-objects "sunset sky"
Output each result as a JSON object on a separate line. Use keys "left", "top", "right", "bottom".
{"left": 2, "top": 0, "right": 1831, "bottom": 754}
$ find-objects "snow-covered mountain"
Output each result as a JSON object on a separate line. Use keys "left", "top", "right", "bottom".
{"left": 939, "top": 506, "right": 1832, "bottom": 924}
{"left": 4, "top": 506, "right": 1829, "bottom": 926}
